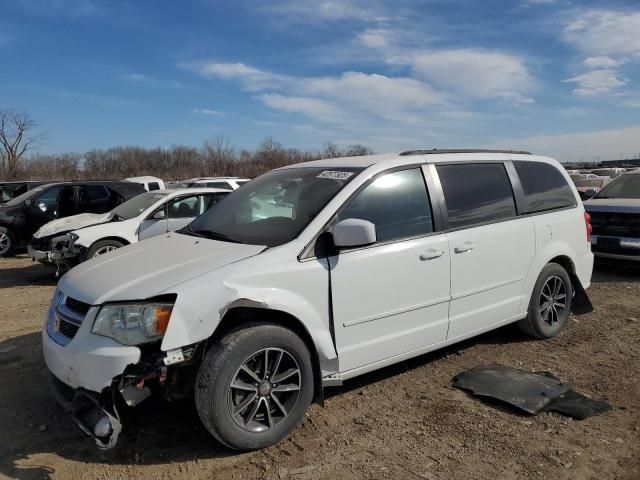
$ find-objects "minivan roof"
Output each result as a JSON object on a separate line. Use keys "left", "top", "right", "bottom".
{"left": 279, "top": 150, "right": 549, "bottom": 171}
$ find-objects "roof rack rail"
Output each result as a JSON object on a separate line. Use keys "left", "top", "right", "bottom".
{"left": 399, "top": 149, "right": 532, "bottom": 156}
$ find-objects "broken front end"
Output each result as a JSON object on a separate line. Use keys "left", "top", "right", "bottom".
{"left": 43, "top": 289, "right": 202, "bottom": 449}
{"left": 29, "top": 232, "right": 82, "bottom": 275}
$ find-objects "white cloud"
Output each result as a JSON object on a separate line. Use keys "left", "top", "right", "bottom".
{"left": 304, "top": 71, "right": 444, "bottom": 110}
{"left": 564, "top": 69, "right": 627, "bottom": 95}
{"left": 407, "top": 49, "right": 533, "bottom": 103}
{"left": 583, "top": 56, "right": 626, "bottom": 69}
{"left": 564, "top": 10, "right": 640, "bottom": 57}
{"left": 182, "top": 62, "right": 286, "bottom": 91}
{"left": 258, "top": 94, "right": 341, "bottom": 120}
{"left": 261, "top": 0, "right": 387, "bottom": 23}
{"left": 491, "top": 125, "right": 640, "bottom": 162}
{"left": 358, "top": 28, "right": 392, "bottom": 48}
{"left": 191, "top": 108, "right": 223, "bottom": 116}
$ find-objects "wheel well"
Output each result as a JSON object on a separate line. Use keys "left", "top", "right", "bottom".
{"left": 211, "top": 307, "right": 324, "bottom": 403}
{"left": 548, "top": 255, "right": 576, "bottom": 276}
{"left": 90, "top": 236, "right": 130, "bottom": 248}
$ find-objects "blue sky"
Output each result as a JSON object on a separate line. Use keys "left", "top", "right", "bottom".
{"left": 1, "top": 0, "right": 639, "bottom": 161}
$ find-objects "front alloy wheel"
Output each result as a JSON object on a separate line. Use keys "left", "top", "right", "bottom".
{"left": 228, "top": 348, "right": 301, "bottom": 433}
{"left": 195, "top": 322, "right": 314, "bottom": 451}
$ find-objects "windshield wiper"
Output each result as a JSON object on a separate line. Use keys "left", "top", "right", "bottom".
{"left": 180, "top": 225, "right": 244, "bottom": 244}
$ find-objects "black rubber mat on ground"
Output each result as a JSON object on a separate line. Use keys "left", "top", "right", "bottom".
{"left": 452, "top": 364, "right": 611, "bottom": 419}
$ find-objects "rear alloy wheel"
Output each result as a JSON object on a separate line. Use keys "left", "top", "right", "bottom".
{"left": 518, "top": 263, "right": 573, "bottom": 339}
{"left": 0, "top": 227, "right": 16, "bottom": 258}
{"left": 195, "top": 323, "right": 314, "bottom": 451}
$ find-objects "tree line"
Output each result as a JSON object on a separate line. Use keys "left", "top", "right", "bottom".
{"left": 0, "top": 109, "right": 373, "bottom": 181}
{"left": 18, "top": 138, "right": 373, "bottom": 181}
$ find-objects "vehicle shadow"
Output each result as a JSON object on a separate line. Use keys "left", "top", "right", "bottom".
{"left": 0, "top": 333, "right": 237, "bottom": 480}
{"left": 325, "top": 323, "right": 530, "bottom": 398}
{"left": 0, "top": 322, "right": 534, "bottom": 477}
{"left": 592, "top": 259, "right": 640, "bottom": 283}
{"left": 0, "top": 256, "right": 57, "bottom": 289}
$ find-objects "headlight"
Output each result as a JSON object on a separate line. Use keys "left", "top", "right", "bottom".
{"left": 92, "top": 302, "right": 174, "bottom": 345}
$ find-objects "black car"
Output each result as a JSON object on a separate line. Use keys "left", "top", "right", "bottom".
{"left": 0, "top": 181, "right": 145, "bottom": 257}
{"left": 0, "top": 181, "right": 46, "bottom": 204}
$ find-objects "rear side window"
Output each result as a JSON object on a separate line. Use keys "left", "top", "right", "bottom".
{"left": 337, "top": 168, "right": 434, "bottom": 243}
{"left": 205, "top": 182, "right": 233, "bottom": 190}
{"left": 514, "top": 161, "right": 576, "bottom": 213}
{"left": 437, "top": 163, "right": 516, "bottom": 229}
{"left": 147, "top": 182, "right": 160, "bottom": 191}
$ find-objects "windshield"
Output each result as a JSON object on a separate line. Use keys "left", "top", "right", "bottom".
{"left": 575, "top": 179, "right": 606, "bottom": 188}
{"left": 3, "top": 186, "right": 46, "bottom": 207}
{"left": 111, "top": 191, "right": 169, "bottom": 219}
{"left": 185, "top": 167, "right": 362, "bottom": 247}
{"left": 595, "top": 174, "right": 640, "bottom": 199}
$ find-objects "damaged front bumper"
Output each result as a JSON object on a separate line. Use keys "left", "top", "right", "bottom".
{"left": 49, "top": 374, "right": 123, "bottom": 449}
{"left": 29, "top": 233, "right": 83, "bottom": 272}
{"left": 45, "top": 321, "right": 201, "bottom": 449}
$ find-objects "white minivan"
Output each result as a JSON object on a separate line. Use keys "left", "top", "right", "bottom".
{"left": 43, "top": 150, "right": 593, "bottom": 450}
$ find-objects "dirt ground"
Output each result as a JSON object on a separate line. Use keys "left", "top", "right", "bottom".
{"left": 0, "top": 254, "right": 638, "bottom": 480}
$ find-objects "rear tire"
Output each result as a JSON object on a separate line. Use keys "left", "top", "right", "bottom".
{"left": 195, "top": 322, "right": 314, "bottom": 451}
{"left": 518, "top": 263, "right": 573, "bottom": 339}
{"left": 0, "top": 227, "right": 16, "bottom": 258}
{"left": 85, "top": 239, "right": 125, "bottom": 259}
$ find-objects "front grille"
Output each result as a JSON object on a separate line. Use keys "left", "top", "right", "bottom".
{"left": 65, "top": 297, "right": 91, "bottom": 316}
{"left": 58, "top": 318, "right": 81, "bottom": 338}
{"left": 30, "top": 236, "right": 52, "bottom": 250}
{"left": 589, "top": 211, "right": 640, "bottom": 238}
{"left": 48, "top": 292, "right": 90, "bottom": 346}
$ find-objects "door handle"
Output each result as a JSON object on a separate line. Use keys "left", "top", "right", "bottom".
{"left": 454, "top": 242, "right": 475, "bottom": 254}
{"left": 419, "top": 249, "right": 445, "bottom": 261}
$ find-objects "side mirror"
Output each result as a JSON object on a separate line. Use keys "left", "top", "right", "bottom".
{"left": 38, "top": 202, "right": 48, "bottom": 212}
{"left": 332, "top": 218, "right": 376, "bottom": 248}
{"left": 152, "top": 209, "right": 166, "bottom": 220}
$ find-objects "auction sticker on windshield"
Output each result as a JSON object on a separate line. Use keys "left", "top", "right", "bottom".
{"left": 317, "top": 171, "right": 354, "bottom": 180}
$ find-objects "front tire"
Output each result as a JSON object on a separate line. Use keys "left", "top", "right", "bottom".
{"left": 85, "top": 239, "right": 125, "bottom": 259}
{"left": 518, "top": 263, "right": 573, "bottom": 339}
{"left": 0, "top": 227, "right": 16, "bottom": 257}
{"left": 195, "top": 322, "right": 314, "bottom": 451}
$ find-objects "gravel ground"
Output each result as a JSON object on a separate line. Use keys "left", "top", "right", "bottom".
{"left": 0, "top": 254, "right": 638, "bottom": 480}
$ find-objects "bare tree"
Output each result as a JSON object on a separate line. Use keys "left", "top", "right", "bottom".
{"left": 0, "top": 110, "right": 48, "bottom": 179}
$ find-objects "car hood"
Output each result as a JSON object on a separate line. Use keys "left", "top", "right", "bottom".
{"left": 583, "top": 198, "right": 640, "bottom": 214}
{"left": 35, "top": 212, "right": 113, "bottom": 238}
{"left": 58, "top": 232, "right": 266, "bottom": 305}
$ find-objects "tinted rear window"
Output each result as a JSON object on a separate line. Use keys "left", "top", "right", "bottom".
{"left": 514, "top": 161, "right": 576, "bottom": 213}
{"left": 436, "top": 163, "right": 516, "bottom": 229}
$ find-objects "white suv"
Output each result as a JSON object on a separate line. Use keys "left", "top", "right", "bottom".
{"left": 43, "top": 150, "right": 593, "bottom": 450}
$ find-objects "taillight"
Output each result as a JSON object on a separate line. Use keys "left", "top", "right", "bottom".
{"left": 584, "top": 212, "right": 592, "bottom": 243}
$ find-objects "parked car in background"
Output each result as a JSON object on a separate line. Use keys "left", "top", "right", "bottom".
{"left": 125, "top": 176, "right": 165, "bottom": 191}
{"left": 0, "top": 181, "right": 145, "bottom": 257}
{"left": 584, "top": 170, "right": 640, "bottom": 262}
{"left": 29, "top": 188, "right": 229, "bottom": 273}
{"left": 570, "top": 173, "right": 598, "bottom": 182}
{"left": 173, "top": 177, "right": 250, "bottom": 191}
{"left": 590, "top": 168, "right": 626, "bottom": 178}
{"left": 574, "top": 177, "right": 611, "bottom": 200}
{"left": 0, "top": 181, "right": 46, "bottom": 204}
{"left": 43, "top": 150, "right": 593, "bottom": 451}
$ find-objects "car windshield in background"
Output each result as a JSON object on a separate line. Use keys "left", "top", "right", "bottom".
{"left": 3, "top": 186, "right": 46, "bottom": 207}
{"left": 595, "top": 174, "right": 640, "bottom": 199}
{"left": 185, "top": 167, "right": 363, "bottom": 247}
{"left": 575, "top": 179, "right": 606, "bottom": 188}
{"left": 111, "top": 191, "right": 168, "bottom": 219}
